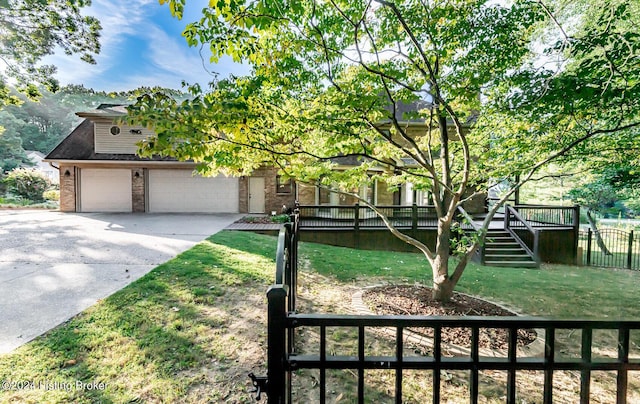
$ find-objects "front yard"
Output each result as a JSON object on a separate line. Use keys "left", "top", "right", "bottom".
{"left": 1, "top": 230, "right": 640, "bottom": 402}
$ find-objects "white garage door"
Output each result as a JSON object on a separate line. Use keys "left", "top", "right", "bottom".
{"left": 80, "top": 169, "right": 132, "bottom": 212}
{"left": 148, "top": 170, "right": 239, "bottom": 213}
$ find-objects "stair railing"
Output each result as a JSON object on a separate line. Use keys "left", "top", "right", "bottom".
{"left": 504, "top": 204, "right": 540, "bottom": 265}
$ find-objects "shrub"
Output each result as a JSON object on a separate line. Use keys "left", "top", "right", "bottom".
{"left": 3, "top": 168, "right": 51, "bottom": 202}
{"left": 0, "top": 194, "right": 30, "bottom": 206}
{"left": 43, "top": 189, "right": 60, "bottom": 201}
{"left": 271, "top": 214, "right": 290, "bottom": 223}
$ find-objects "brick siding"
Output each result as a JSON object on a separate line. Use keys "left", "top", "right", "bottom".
{"left": 239, "top": 167, "right": 297, "bottom": 214}
{"left": 132, "top": 169, "right": 145, "bottom": 212}
{"left": 58, "top": 164, "right": 76, "bottom": 212}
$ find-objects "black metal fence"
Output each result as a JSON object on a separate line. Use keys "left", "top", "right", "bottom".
{"left": 580, "top": 228, "right": 640, "bottom": 270}
{"left": 256, "top": 213, "right": 640, "bottom": 403}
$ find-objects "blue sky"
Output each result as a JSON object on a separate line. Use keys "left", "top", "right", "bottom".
{"left": 44, "top": 0, "right": 247, "bottom": 92}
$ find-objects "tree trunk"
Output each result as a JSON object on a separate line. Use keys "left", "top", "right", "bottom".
{"left": 432, "top": 276, "right": 455, "bottom": 302}
{"left": 432, "top": 219, "right": 454, "bottom": 302}
{"left": 587, "top": 209, "right": 612, "bottom": 256}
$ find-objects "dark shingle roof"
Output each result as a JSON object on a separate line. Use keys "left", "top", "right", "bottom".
{"left": 45, "top": 119, "right": 95, "bottom": 160}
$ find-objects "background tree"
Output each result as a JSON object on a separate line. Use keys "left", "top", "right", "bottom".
{"left": 0, "top": 0, "right": 101, "bottom": 172}
{"left": 0, "top": 0, "right": 101, "bottom": 104}
{"left": 0, "top": 85, "right": 186, "bottom": 173}
{"left": 569, "top": 176, "right": 618, "bottom": 255}
{"left": 130, "top": 0, "right": 640, "bottom": 301}
{"left": 568, "top": 162, "right": 640, "bottom": 253}
{"left": 0, "top": 114, "right": 30, "bottom": 172}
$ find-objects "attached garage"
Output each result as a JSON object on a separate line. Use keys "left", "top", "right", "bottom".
{"left": 46, "top": 106, "right": 294, "bottom": 214}
{"left": 79, "top": 168, "right": 132, "bottom": 212}
{"left": 148, "top": 170, "right": 239, "bottom": 213}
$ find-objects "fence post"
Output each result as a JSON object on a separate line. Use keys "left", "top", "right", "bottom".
{"left": 587, "top": 229, "right": 592, "bottom": 266}
{"left": 267, "top": 285, "right": 288, "bottom": 403}
{"left": 290, "top": 216, "right": 299, "bottom": 313}
{"left": 628, "top": 230, "right": 634, "bottom": 270}
{"left": 283, "top": 223, "right": 295, "bottom": 313}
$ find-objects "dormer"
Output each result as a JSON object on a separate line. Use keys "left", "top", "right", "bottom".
{"left": 76, "top": 104, "right": 154, "bottom": 154}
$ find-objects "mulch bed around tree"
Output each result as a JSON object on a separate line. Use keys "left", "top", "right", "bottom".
{"left": 362, "top": 285, "right": 537, "bottom": 351}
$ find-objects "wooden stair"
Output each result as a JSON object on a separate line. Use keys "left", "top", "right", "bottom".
{"left": 482, "top": 229, "right": 538, "bottom": 268}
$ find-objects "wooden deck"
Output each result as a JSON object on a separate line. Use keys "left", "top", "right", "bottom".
{"left": 225, "top": 222, "right": 283, "bottom": 231}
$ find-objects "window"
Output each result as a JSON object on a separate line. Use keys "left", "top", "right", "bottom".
{"left": 276, "top": 175, "right": 292, "bottom": 194}
{"left": 318, "top": 187, "right": 332, "bottom": 204}
{"left": 316, "top": 181, "right": 376, "bottom": 206}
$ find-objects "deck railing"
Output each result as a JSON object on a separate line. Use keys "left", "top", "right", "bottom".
{"left": 513, "top": 205, "right": 579, "bottom": 228}
{"left": 297, "top": 204, "right": 438, "bottom": 230}
{"left": 257, "top": 213, "right": 640, "bottom": 403}
{"left": 297, "top": 204, "right": 579, "bottom": 230}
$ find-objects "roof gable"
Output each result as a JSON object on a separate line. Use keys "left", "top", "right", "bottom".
{"left": 44, "top": 118, "right": 177, "bottom": 162}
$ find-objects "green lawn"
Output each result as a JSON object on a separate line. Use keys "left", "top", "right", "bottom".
{"left": 1, "top": 230, "right": 639, "bottom": 403}
{"left": 302, "top": 238, "right": 640, "bottom": 318}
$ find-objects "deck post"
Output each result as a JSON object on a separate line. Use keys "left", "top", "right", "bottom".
{"left": 504, "top": 204, "right": 510, "bottom": 231}
{"left": 573, "top": 205, "right": 581, "bottom": 264}
{"left": 354, "top": 203, "right": 360, "bottom": 249}
{"left": 411, "top": 203, "right": 418, "bottom": 233}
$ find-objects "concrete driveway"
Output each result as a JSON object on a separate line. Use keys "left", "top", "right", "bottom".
{"left": 0, "top": 210, "right": 242, "bottom": 354}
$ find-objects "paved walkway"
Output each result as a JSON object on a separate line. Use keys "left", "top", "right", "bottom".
{"left": 0, "top": 210, "right": 242, "bottom": 354}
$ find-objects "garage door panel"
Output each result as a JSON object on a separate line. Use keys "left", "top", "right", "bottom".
{"left": 148, "top": 170, "right": 239, "bottom": 213}
{"left": 80, "top": 169, "right": 132, "bottom": 212}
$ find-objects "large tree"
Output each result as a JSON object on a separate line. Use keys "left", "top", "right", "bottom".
{"left": 0, "top": 0, "right": 101, "bottom": 170}
{"left": 129, "top": 0, "right": 640, "bottom": 301}
{"left": 0, "top": 0, "right": 101, "bottom": 104}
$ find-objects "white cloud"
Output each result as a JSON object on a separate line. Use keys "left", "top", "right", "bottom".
{"left": 142, "top": 24, "right": 226, "bottom": 86}
{"left": 43, "top": 0, "right": 174, "bottom": 89}
{"left": 43, "top": 0, "right": 247, "bottom": 92}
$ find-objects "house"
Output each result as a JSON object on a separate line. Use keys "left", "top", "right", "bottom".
{"left": 295, "top": 99, "right": 486, "bottom": 214}
{"left": 295, "top": 158, "right": 485, "bottom": 213}
{"left": 44, "top": 105, "right": 296, "bottom": 214}
{"left": 24, "top": 150, "right": 59, "bottom": 184}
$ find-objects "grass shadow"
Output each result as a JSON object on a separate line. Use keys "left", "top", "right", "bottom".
{"left": 0, "top": 231, "right": 276, "bottom": 403}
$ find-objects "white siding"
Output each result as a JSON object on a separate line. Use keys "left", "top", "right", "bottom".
{"left": 94, "top": 122, "right": 155, "bottom": 154}
{"left": 148, "top": 170, "right": 239, "bottom": 213}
